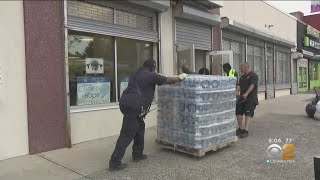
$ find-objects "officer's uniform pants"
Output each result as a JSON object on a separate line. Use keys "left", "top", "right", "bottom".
{"left": 109, "top": 104, "right": 145, "bottom": 168}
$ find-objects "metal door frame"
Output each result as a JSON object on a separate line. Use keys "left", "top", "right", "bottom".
{"left": 176, "top": 44, "right": 195, "bottom": 74}
{"left": 205, "top": 50, "right": 233, "bottom": 75}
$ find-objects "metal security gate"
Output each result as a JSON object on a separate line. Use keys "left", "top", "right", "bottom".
{"left": 222, "top": 31, "right": 246, "bottom": 75}
{"left": 67, "top": 0, "right": 159, "bottom": 42}
{"left": 292, "top": 59, "right": 298, "bottom": 94}
{"left": 266, "top": 46, "right": 275, "bottom": 99}
{"left": 175, "top": 19, "right": 212, "bottom": 50}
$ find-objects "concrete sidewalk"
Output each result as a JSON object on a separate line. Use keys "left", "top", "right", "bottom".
{"left": 1, "top": 94, "right": 319, "bottom": 180}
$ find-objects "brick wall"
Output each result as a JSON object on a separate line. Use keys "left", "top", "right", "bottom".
{"left": 67, "top": 1, "right": 113, "bottom": 23}
{"left": 24, "top": 0, "right": 68, "bottom": 154}
{"left": 67, "top": 1, "right": 155, "bottom": 32}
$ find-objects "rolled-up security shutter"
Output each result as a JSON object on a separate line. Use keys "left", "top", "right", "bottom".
{"left": 176, "top": 19, "right": 212, "bottom": 50}
{"left": 266, "top": 46, "right": 275, "bottom": 99}
{"left": 67, "top": 0, "right": 159, "bottom": 42}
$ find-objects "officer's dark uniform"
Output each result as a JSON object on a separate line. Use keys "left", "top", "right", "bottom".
{"left": 109, "top": 60, "right": 167, "bottom": 168}
{"left": 236, "top": 71, "right": 259, "bottom": 117}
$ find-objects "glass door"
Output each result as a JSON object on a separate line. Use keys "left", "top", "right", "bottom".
{"left": 298, "top": 59, "right": 309, "bottom": 92}
{"left": 176, "top": 45, "right": 195, "bottom": 74}
{"left": 205, "top": 51, "right": 233, "bottom": 75}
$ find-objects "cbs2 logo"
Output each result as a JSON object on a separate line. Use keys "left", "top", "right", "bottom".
{"left": 266, "top": 144, "right": 295, "bottom": 159}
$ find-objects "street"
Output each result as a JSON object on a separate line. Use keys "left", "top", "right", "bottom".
{"left": 0, "top": 94, "right": 319, "bottom": 180}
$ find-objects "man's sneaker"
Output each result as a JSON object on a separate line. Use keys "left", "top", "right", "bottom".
{"left": 132, "top": 154, "right": 148, "bottom": 162}
{"left": 240, "top": 130, "right": 249, "bottom": 138}
{"left": 109, "top": 163, "right": 128, "bottom": 171}
{"left": 236, "top": 128, "right": 242, "bottom": 136}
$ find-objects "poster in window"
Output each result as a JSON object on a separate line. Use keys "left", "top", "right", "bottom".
{"left": 77, "top": 76, "right": 111, "bottom": 105}
{"left": 86, "top": 58, "right": 104, "bottom": 74}
{"left": 120, "top": 77, "right": 129, "bottom": 97}
{"left": 298, "top": 59, "right": 308, "bottom": 68}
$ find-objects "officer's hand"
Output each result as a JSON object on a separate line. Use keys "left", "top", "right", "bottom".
{"left": 178, "top": 73, "right": 188, "bottom": 81}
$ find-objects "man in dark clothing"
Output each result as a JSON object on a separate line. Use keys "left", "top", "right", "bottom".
{"left": 182, "top": 64, "right": 197, "bottom": 74}
{"left": 223, "top": 63, "right": 239, "bottom": 83}
{"left": 236, "top": 62, "right": 258, "bottom": 138}
{"left": 199, "top": 67, "right": 210, "bottom": 75}
{"left": 109, "top": 59, "right": 188, "bottom": 171}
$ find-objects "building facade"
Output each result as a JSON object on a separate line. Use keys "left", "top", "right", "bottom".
{"left": 1, "top": 0, "right": 299, "bottom": 160}
{"left": 291, "top": 12, "right": 320, "bottom": 92}
{"left": 304, "top": 13, "right": 320, "bottom": 30}
{"left": 220, "top": 1, "right": 297, "bottom": 99}
{"left": 0, "top": 1, "right": 29, "bottom": 161}
{"left": 1, "top": 0, "right": 223, "bottom": 160}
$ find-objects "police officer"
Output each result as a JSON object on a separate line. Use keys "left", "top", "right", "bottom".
{"left": 109, "top": 59, "right": 188, "bottom": 171}
{"left": 223, "top": 63, "right": 238, "bottom": 81}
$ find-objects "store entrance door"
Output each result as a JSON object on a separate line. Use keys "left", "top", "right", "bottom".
{"left": 176, "top": 44, "right": 195, "bottom": 74}
{"left": 298, "top": 59, "right": 309, "bottom": 92}
{"left": 205, "top": 51, "right": 233, "bottom": 75}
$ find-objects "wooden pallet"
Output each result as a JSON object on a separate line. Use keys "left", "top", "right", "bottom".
{"left": 156, "top": 137, "right": 238, "bottom": 157}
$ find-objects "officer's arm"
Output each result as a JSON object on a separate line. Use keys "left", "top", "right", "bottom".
{"left": 165, "top": 76, "right": 182, "bottom": 84}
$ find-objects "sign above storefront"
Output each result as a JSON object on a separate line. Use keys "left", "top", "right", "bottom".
{"left": 304, "top": 36, "right": 320, "bottom": 50}
{"left": 306, "top": 25, "right": 320, "bottom": 39}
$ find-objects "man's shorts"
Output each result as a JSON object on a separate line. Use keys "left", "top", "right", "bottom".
{"left": 236, "top": 99, "right": 256, "bottom": 117}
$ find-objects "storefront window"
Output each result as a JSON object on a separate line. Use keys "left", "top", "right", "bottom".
{"left": 68, "top": 31, "right": 115, "bottom": 106}
{"left": 116, "top": 37, "right": 153, "bottom": 99}
{"left": 247, "top": 44, "right": 265, "bottom": 85}
{"left": 222, "top": 39, "right": 244, "bottom": 74}
{"left": 195, "top": 50, "right": 206, "bottom": 73}
{"left": 292, "top": 60, "right": 297, "bottom": 83}
{"left": 310, "top": 62, "right": 318, "bottom": 81}
{"left": 276, "top": 51, "right": 290, "bottom": 84}
{"left": 254, "top": 46, "right": 264, "bottom": 86}
{"left": 247, "top": 45, "right": 254, "bottom": 72}
{"left": 68, "top": 31, "right": 156, "bottom": 107}
{"left": 267, "top": 47, "right": 274, "bottom": 84}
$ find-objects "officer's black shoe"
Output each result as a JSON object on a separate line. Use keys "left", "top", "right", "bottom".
{"left": 132, "top": 155, "right": 148, "bottom": 162}
{"left": 236, "top": 128, "right": 242, "bottom": 137}
{"left": 240, "top": 130, "right": 249, "bottom": 138}
{"left": 109, "top": 163, "right": 128, "bottom": 171}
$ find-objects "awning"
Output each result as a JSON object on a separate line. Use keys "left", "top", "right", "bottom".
{"left": 302, "top": 49, "right": 315, "bottom": 58}
{"left": 199, "top": 0, "right": 223, "bottom": 8}
{"left": 173, "top": 4, "right": 220, "bottom": 26}
{"left": 312, "top": 55, "right": 320, "bottom": 60}
{"left": 128, "top": 0, "right": 170, "bottom": 12}
{"left": 221, "top": 17, "right": 295, "bottom": 48}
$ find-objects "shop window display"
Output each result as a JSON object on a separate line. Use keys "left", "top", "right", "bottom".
{"left": 68, "top": 31, "right": 115, "bottom": 106}
{"left": 68, "top": 30, "right": 154, "bottom": 107}
{"left": 276, "top": 51, "right": 290, "bottom": 84}
{"left": 116, "top": 37, "right": 153, "bottom": 99}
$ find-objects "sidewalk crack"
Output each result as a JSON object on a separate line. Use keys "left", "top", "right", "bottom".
{"left": 37, "top": 155, "right": 94, "bottom": 180}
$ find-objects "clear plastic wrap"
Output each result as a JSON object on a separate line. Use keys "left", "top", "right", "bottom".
{"left": 157, "top": 75, "right": 237, "bottom": 149}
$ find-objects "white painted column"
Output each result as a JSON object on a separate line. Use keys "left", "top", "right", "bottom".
{"left": 0, "top": 1, "right": 29, "bottom": 160}
{"left": 160, "top": 8, "right": 175, "bottom": 76}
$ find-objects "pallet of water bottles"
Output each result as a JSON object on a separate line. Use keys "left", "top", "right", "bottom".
{"left": 156, "top": 75, "right": 238, "bottom": 157}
